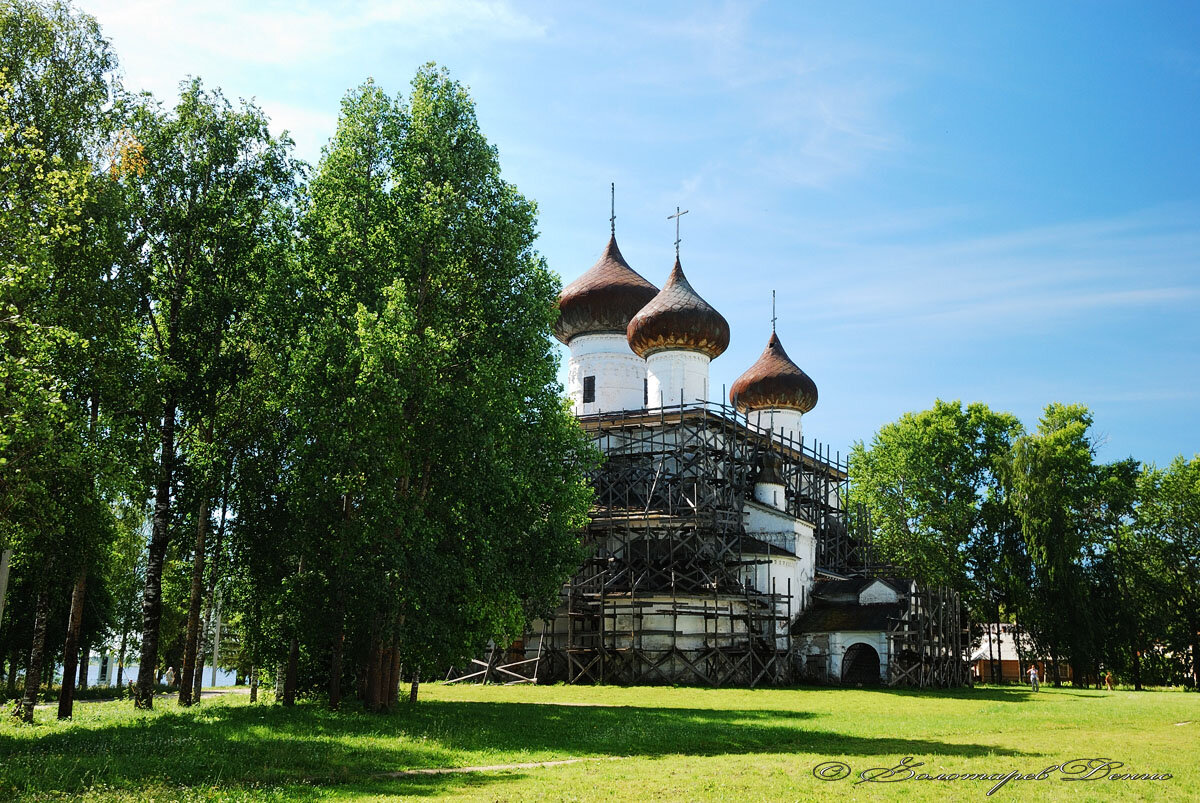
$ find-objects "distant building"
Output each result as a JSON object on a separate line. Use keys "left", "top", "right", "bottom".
{"left": 971, "top": 623, "right": 1073, "bottom": 683}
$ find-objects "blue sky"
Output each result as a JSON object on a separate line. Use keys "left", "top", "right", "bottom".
{"left": 80, "top": 1, "right": 1200, "bottom": 466}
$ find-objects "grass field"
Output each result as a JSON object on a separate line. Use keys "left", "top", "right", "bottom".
{"left": 1, "top": 682, "right": 1196, "bottom": 801}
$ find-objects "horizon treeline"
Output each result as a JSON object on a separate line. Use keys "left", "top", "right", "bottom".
{"left": 850, "top": 399, "right": 1199, "bottom": 689}
{"left": 0, "top": 0, "right": 595, "bottom": 720}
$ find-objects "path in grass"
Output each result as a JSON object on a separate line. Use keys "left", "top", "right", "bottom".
{"left": 1, "top": 682, "right": 1196, "bottom": 801}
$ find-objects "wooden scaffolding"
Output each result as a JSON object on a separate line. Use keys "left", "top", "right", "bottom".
{"left": 531, "top": 400, "right": 849, "bottom": 687}
{"left": 886, "top": 585, "right": 973, "bottom": 688}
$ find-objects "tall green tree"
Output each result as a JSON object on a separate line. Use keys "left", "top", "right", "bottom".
{"left": 1135, "top": 455, "right": 1200, "bottom": 688}
{"left": 0, "top": 0, "right": 137, "bottom": 720}
{"left": 848, "top": 399, "right": 1022, "bottom": 618}
{"left": 233, "top": 66, "right": 594, "bottom": 710}
{"left": 1008, "top": 403, "right": 1137, "bottom": 686}
{"left": 124, "top": 80, "right": 297, "bottom": 708}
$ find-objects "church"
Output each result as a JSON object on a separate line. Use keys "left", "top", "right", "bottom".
{"left": 454, "top": 214, "right": 969, "bottom": 689}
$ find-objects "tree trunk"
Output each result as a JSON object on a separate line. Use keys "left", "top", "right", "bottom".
{"left": 356, "top": 641, "right": 369, "bottom": 703}
{"left": 57, "top": 571, "right": 88, "bottom": 718}
{"left": 210, "top": 593, "right": 222, "bottom": 686}
{"left": 194, "top": 481, "right": 229, "bottom": 704}
{"left": 990, "top": 608, "right": 999, "bottom": 684}
{"left": 1013, "top": 616, "right": 1025, "bottom": 683}
{"left": 1133, "top": 647, "right": 1143, "bottom": 691}
{"left": 116, "top": 624, "right": 127, "bottom": 688}
{"left": 409, "top": 674, "right": 419, "bottom": 704}
{"left": 1189, "top": 615, "right": 1200, "bottom": 690}
{"left": 15, "top": 587, "right": 50, "bottom": 723}
{"left": 365, "top": 641, "right": 382, "bottom": 712}
{"left": 179, "top": 492, "right": 211, "bottom": 706}
{"left": 393, "top": 648, "right": 403, "bottom": 705}
{"left": 193, "top": 646, "right": 205, "bottom": 702}
{"left": 6, "top": 645, "right": 18, "bottom": 696}
{"left": 281, "top": 554, "right": 302, "bottom": 707}
{"left": 282, "top": 635, "right": 298, "bottom": 706}
{"left": 77, "top": 642, "right": 89, "bottom": 691}
{"left": 329, "top": 610, "right": 344, "bottom": 710}
{"left": 135, "top": 396, "right": 177, "bottom": 709}
{"left": 249, "top": 665, "right": 258, "bottom": 702}
{"left": 377, "top": 646, "right": 390, "bottom": 710}
{"left": 0, "top": 547, "right": 12, "bottom": 628}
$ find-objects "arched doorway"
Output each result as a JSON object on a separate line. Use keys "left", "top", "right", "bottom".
{"left": 842, "top": 643, "right": 881, "bottom": 686}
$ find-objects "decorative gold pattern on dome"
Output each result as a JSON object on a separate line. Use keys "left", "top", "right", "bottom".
{"left": 554, "top": 236, "right": 659, "bottom": 344}
{"left": 729, "top": 331, "right": 818, "bottom": 414}
{"left": 626, "top": 258, "right": 730, "bottom": 359}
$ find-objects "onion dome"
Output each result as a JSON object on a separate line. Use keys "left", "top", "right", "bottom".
{"left": 626, "top": 258, "right": 730, "bottom": 359}
{"left": 729, "top": 331, "right": 818, "bottom": 413}
{"left": 553, "top": 236, "right": 659, "bottom": 345}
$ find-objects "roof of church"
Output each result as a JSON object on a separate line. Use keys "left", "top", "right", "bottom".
{"left": 626, "top": 257, "right": 730, "bottom": 359}
{"left": 792, "top": 602, "right": 901, "bottom": 634}
{"left": 729, "top": 331, "right": 818, "bottom": 414}
{"left": 554, "top": 235, "right": 659, "bottom": 345}
{"left": 812, "top": 577, "right": 909, "bottom": 601}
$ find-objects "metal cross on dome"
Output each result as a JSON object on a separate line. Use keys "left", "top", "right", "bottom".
{"left": 610, "top": 182, "right": 616, "bottom": 236}
{"left": 668, "top": 206, "right": 689, "bottom": 258}
{"left": 772, "top": 289, "right": 777, "bottom": 333}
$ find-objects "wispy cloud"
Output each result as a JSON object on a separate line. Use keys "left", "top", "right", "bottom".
{"left": 716, "top": 203, "right": 1200, "bottom": 341}
{"left": 618, "top": 3, "right": 903, "bottom": 190}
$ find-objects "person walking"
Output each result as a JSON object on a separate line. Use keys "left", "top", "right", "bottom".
{"left": 1105, "top": 671, "right": 1115, "bottom": 691}
{"left": 1028, "top": 664, "right": 1040, "bottom": 692}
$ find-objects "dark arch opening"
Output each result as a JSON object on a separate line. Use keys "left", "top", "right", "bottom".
{"left": 842, "top": 643, "right": 881, "bottom": 686}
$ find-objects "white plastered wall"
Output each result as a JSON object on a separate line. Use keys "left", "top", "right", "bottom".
{"left": 645, "top": 350, "right": 710, "bottom": 408}
{"left": 567, "top": 333, "right": 647, "bottom": 414}
{"left": 747, "top": 407, "right": 804, "bottom": 444}
{"left": 742, "top": 500, "right": 817, "bottom": 638}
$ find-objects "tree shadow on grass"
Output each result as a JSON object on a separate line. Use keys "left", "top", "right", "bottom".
{"left": 876, "top": 686, "right": 1036, "bottom": 702}
{"left": 0, "top": 699, "right": 1031, "bottom": 799}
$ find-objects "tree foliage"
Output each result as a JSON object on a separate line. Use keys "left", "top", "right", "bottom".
{"left": 228, "top": 69, "right": 594, "bottom": 709}
{"left": 848, "top": 399, "right": 1022, "bottom": 612}
{"left": 851, "top": 398, "right": 1194, "bottom": 688}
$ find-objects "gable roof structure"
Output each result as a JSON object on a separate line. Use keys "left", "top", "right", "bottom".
{"left": 792, "top": 602, "right": 901, "bottom": 634}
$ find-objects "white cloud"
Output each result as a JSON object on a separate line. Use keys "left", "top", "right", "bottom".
{"left": 83, "top": 0, "right": 545, "bottom": 70}
{"left": 78, "top": 0, "right": 546, "bottom": 108}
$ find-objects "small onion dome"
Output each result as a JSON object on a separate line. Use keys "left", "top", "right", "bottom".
{"left": 626, "top": 258, "right": 730, "bottom": 359}
{"left": 755, "top": 451, "right": 786, "bottom": 485}
{"left": 729, "top": 332, "right": 818, "bottom": 414}
{"left": 553, "top": 236, "right": 659, "bottom": 345}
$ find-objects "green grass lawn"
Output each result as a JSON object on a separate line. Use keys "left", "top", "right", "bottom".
{"left": 1, "top": 683, "right": 1196, "bottom": 801}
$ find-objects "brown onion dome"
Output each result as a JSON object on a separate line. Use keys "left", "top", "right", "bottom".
{"left": 729, "top": 331, "right": 818, "bottom": 414}
{"left": 553, "top": 236, "right": 659, "bottom": 345}
{"left": 626, "top": 258, "right": 730, "bottom": 359}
